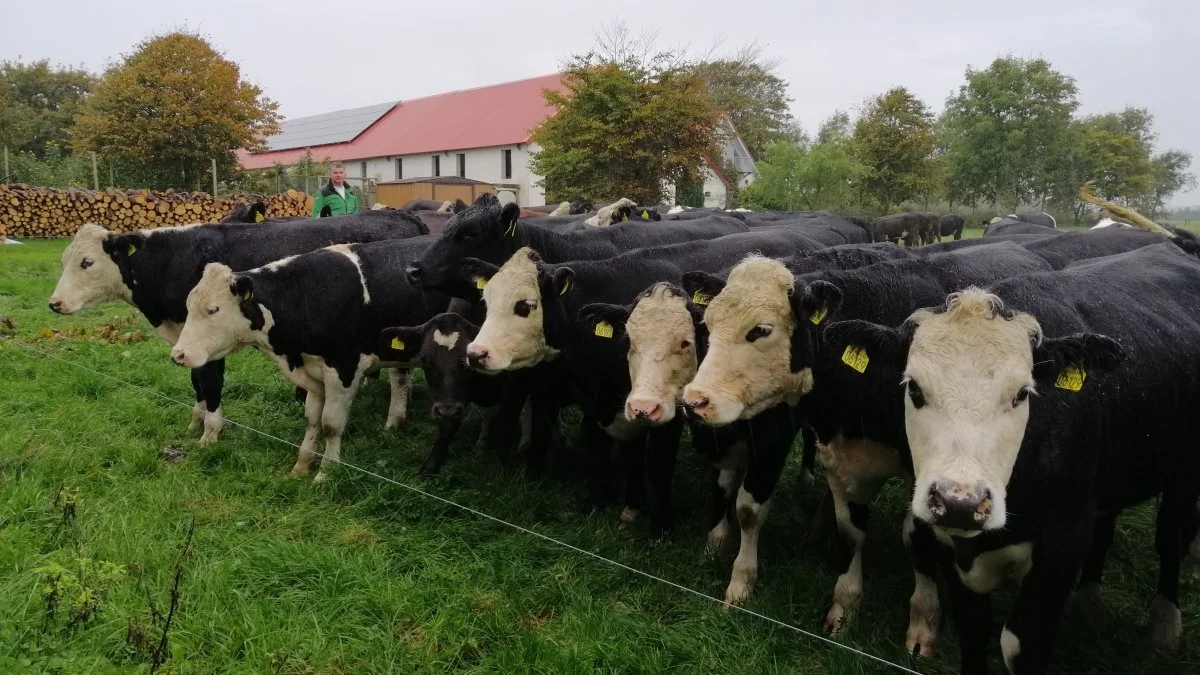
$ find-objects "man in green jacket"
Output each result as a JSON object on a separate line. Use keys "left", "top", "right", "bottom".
{"left": 311, "top": 162, "right": 359, "bottom": 217}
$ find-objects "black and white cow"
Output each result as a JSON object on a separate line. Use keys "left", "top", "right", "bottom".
{"left": 47, "top": 211, "right": 429, "bottom": 444}
{"left": 1007, "top": 211, "right": 1057, "bottom": 229}
{"left": 824, "top": 242, "right": 1200, "bottom": 674}
{"left": 170, "top": 235, "right": 447, "bottom": 481}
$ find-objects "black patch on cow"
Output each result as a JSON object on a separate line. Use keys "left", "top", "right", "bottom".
{"left": 514, "top": 300, "right": 535, "bottom": 318}
{"left": 1032, "top": 333, "right": 1126, "bottom": 387}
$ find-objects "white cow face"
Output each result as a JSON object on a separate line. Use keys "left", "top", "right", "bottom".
{"left": 682, "top": 256, "right": 812, "bottom": 425}
{"left": 622, "top": 283, "right": 698, "bottom": 424}
{"left": 464, "top": 247, "right": 562, "bottom": 372}
{"left": 49, "top": 224, "right": 131, "bottom": 313}
{"left": 171, "top": 263, "right": 267, "bottom": 368}
{"left": 827, "top": 288, "right": 1125, "bottom": 537}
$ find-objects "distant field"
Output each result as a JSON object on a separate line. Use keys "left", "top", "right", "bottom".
{"left": 1, "top": 239, "right": 1196, "bottom": 674}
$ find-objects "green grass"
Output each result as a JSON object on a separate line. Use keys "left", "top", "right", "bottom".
{"left": 1, "top": 239, "right": 1197, "bottom": 674}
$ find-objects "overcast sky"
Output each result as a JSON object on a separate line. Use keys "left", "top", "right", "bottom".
{"left": 5, "top": 0, "right": 1197, "bottom": 205}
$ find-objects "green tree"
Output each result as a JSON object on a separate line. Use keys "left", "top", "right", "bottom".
{"left": 0, "top": 60, "right": 95, "bottom": 157}
{"left": 941, "top": 57, "right": 1078, "bottom": 209}
{"left": 1148, "top": 150, "right": 1196, "bottom": 217}
{"left": 73, "top": 32, "right": 279, "bottom": 191}
{"left": 531, "top": 56, "right": 720, "bottom": 205}
{"left": 851, "top": 87, "right": 938, "bottom": 209}
{"left": 741, "top": 112, "right": 868, "bottom": 212}
{"left": 691, "top": 43, "right": 794, "bottom": 158}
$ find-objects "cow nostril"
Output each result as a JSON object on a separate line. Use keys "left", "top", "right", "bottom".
{"left": 405, "top": 265, "right": 421, "bottom": 284}
{"left": 927, "top": 485, "right": 946, "bottom": 518}
{"left": 48, "top": 301, "right": 61, "bottom": 312}
{"left": 685, "top": 397, "right": 709, "bottom": 410}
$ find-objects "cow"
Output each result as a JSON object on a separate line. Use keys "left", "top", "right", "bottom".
{"left": 47, "top": 210, "right": 429, "bottom": 445}
{"left": 220, "top": 201, "right": 268, "bottom": 223}
{"left": 677, "top": 240, "right": 1093, "bottom": 655}
{"left": 985, "top": 219, "right": 1062, "bottom": 237}
{"left": 1007, "top": 211, "right": 1057, "bottom": 228}
{"left": 170, "top": 235, "right": 447, "bottom": 481}
{"left": 400, "top": 198, "right": 466, "bottom": 213}
{"left": 1091, "top": 216, "right": 1133, "bottom": 230}
{"left": 939, "top": 214, "right": 965, "bottom": 241}
{"left": 1020, "top": 226, "right": 1200, "bottom": 269}
{"left": 822, "top": 243, "right": 1200, "bottom": 673}
{"left": 872, "top": 212, "right": 940, "bottom": 246}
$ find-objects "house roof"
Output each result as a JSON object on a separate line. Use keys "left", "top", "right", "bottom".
{"left": 237, "top": 74, "right": 567, "bottom": 170}
{"left": 264, "top": 101, "right": 398, "bottom": 152}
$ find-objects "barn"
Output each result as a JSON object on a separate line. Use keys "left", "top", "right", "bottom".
{"left": 236, "top": 74, "right": 757, "bottom": 208}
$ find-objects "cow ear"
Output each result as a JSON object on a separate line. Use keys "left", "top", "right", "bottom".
{"left": 578, "top": 303, "right": 630, "bottom": 340}
{"left": 230, "top": 275, "right": 255, "bottom": 304}
{"left": 379, "top": 326, "right": 424, "bottom": 362}
{"left": 454, "top": 198, "right": 468, "bottom": 213}
{"left": 106, "top": 232, "right": 146, "bottom": 259}
{"left": 251, "top": 201, "right": 267, "bottom": 223}
{"left": 498, "top": 202, "right": 521, "bottom": 237}
{"left": 823, "top": 319, "right": 909, "bottom": 376}
{"left": 551, "top": 267, "right": 576, "bottom": 296}
{"left": 681, "top": 271, "right": 726, "bottom": 308}
{"left": 1032, "top": 333, "right": 1125, "bottom": 392}
{"left": 793, "top": 280, "right": 843, "bottom": 326}
{"left": 460, "top": 257, "right": 500, "bottom": 292}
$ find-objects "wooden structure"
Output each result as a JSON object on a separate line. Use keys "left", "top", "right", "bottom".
{"left": 375, "top": 176, "right": 494, "bottom": 208}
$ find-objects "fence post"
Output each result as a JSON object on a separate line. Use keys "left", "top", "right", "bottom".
{"left": 3, "top": 145, "right": 9, "bottom": 180}
{"left": 91, "top": 152, "right": 100, "bottom": 191}
{"left": 211, "top": 158, "right": 218, "bottom": 196}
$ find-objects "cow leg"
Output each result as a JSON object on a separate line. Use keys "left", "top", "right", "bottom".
{"left": 1076, "top": 511, "right": 1118, "bottom": 624}
{"left": 798, "top": 422, "right": 817, "bottom": 490}
{"left": 706, "top": 441, "right": 746, "bottom": 557}
{"left": 524, "top": 380, "right": 559, "bottom": 480}
{"left": 1148, "top": 494, "right": 1190, "bottom": 649}
{"left": 724, "top": 418, "right": 796, "bottom": 605}
{"left": 1189, "top": 507, "right": 1200, "bottom": 580}
{"left": 644, "top": 415, "right": 683, "bottom": 540}
{"left": 291, "top": 388, "right": 324, "bottom": 477}
{"left": 472, "top": 403, "right": 502, "bottom": 454}
{"left": 313, "top": 363, "right": 367, "bottom": 483}
{"left": 1002, "top": 557, "right": 1079, "bottom": 674}
{"left": 188, "top": 368, "right": 206, "bottom": 431}
{"left": 420, "top": 414, "right": 463, "bottom": 475}
{"left": 384, "top": 368, "right": 411, "bottom": 430}
{"left": 903, "top": 513, "right": 941, "bottom": 657}
{"left": 945, "top": 566, "right": 994, "bottom": 675}
{"left": 582, "top": 418, "right": 615, "bottom": 515}
{"left": 193, "top": 359, "right": 225, "bottom": 446}
{"left": 618, "top": 434, "right": 646, "bottom": 525}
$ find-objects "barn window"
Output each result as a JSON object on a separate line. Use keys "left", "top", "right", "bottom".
{"left": 457, "top": 153, "right": 466, "bottom": 178}
{"left": 360, "top": 161, "right": 368, "bottom": 178}
{"left": 395, "top": 158, "right": 403, "bottom": 180}
{"left": 432, "top": 156, "right": 440, "bottom": 177}
{"left": 501, "top": 149, "right": 512, "bottom": 179}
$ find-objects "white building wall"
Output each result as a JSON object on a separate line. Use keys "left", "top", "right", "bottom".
{"left": 350, "top": 145, "right": 547, "bottom": 206}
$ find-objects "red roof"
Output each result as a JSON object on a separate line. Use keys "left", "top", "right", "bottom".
{"left": 237, "top": 74, "right": 567, "bottom": 170}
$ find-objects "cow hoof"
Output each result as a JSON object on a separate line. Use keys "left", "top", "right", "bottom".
{"left": 705, "top": 520, "right": 730, "bottom": 558}
{"left": 618, "top": 506, "right": 640, "bottom": 525}
{"left": 313, "top": 471, "right": 328, "bottom": 484}
{"left": 905, "top": 620, "right": 937, "bottom": 657}
{"left": 723, "top": 577, "right": 754, "bottom": 606}
{"left": 417, "top": 461, "right": 443, "bottom": 476}
{"left": 289, "top": 464, "right": 313, "bottom": 477}
{"left": 824, "top": 604, "right": 849, "bottom": 636}
{"left": 384, "top": 416, "right": 407, "bottom": 431}
{"left": 197, "top": 431, "right": 219, "bottom": 447}
{"left": 1147, "top": 596, "right": 1182, "bottom": 650}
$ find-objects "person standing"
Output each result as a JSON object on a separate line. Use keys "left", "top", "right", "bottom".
{"left": 311, "top": 162, "right": 358, "bottom": 217}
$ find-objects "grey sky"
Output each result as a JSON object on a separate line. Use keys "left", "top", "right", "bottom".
{"left": 6, "top": 0, "right": 1198, "bottom": 205}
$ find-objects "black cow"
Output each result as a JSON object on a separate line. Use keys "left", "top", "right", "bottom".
{"left": 1008, "top": 210, "right": 1057, "bottom": 228}
{"left": 939, "top": 214, "right": 965, "bottom": 240}
{"left": 872, "top": 212, "right": 940, "bottom": 246}
{"left": 1020, "top": 227, "right": 1200, "bottom": 269}
{"left": 171, "top": 235, "right": 448, "bottom": 481}
{"left": 985, "top": 218, "right": 1062, "bottom": 237}
{"left": 220, "top": 201, "right": 268, "bottom": 223}
{"left": 825, "top": 243, "right": 1200, "bottom": 673}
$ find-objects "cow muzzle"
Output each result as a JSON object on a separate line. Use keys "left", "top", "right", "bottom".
{"left": 925, "top": 480, "right": 994, "bottom": 532}
{"left": 405, "top": 264, "right": 422, "bottom": 287}
{"left": 625, "top": 396, "right": 670, "bottom": 424}
{"left": 48, "top": 299, "right": 64, "bottom": 314}
{"left": 431, "top": 401, "right": 464, "bottom": 421}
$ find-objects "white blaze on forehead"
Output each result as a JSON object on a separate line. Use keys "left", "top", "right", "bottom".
{"left": 50, "top": 223, "right": 131, "bottom": 312}
{"left": 904, "top": 289, "right": 1042, "bottom": 532}
{"left": 326, "top": 244, "right": 371, "bottom": 305}
{"left": 685, "top": 256, "right": 812, "bottom": 423}
{"left": 470, "top": 247, "right": 553, "bottom": 370}
{"left": 173, "top": 263, "right": 269, "bottom": 366}
{"left": 432, "top": 329, "right": 460, "bottom": 350}
{"left": 625, "top": 285, "right": 696, "bottom": 423}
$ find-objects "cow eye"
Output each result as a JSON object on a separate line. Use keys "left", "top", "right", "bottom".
{"left": 680, "top": 339, "right": 692, "bottom": 350}
{"left": 514, "top": 299, "right": 536, "bottom": 317}
{"left": 80, "top": 258, "right": 94, "bottom": 269}
{"left": 907, "top": 380, "right": 926, "bottom": 409}
{"left": 207, "top": 306, "right": 220, "bottom": 316}
{"left": 1012, "top": 387, "right": 1030, "bottom": 407}
{"left": 745, "top": 324, "right": 773, "bottom": 342}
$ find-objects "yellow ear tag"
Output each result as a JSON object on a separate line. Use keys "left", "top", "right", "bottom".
{"left": 254, "top": 211, "right": 264, "bottom": 223}
{"left": 842, "top": 345, "right": 869, "bottom": 373}
{"left": 621, "top": 214, "right": 629, "bottom": 222}
{"left": 692, "top": 290, "right": 711, "bottom": 306}
{"left": 238, "top": 289, "right": 252, "bottom": 302}
{"left": 390, "top": 337, "right": 405, "bottom": 351}
{"left": 474, "top": 277, "right": 488, "bottom": 290}
{"left": 560, "top": 277, "right": 572, "bottom": 295}
{"left": 504, "top": 220, "right": 517, "bottom": 237}
{"left": 127, "top": 243, "right": 138, "bottom": 256}
{"left": 640, "top": 210, "right": 649, "bottom": 219}
{"left": 1055, "top": 364, "right": 1086, "bottom": 391}
{"left": 594, "top": 321, "right": 614, "bottom": 339}
{"left": 809, "top": 307, "right": 827, "bottom": 325}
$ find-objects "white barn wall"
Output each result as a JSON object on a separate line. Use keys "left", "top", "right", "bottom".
{"left": 350, "top": 145, "right": 547, "bottom": 206}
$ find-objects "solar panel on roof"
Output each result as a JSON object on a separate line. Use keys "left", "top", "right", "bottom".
{"left": 264, "top": 101, "right": 398, "bottom": 152}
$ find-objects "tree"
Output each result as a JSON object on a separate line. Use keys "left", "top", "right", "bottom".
{"left": 851, "top": 87, "right": 938, "bottom": 209}
{"left": 531, "top": 54, "right": 720, "bottom": 205}
{"left": 0, "top": 60, "right": 95, "bottom": 157}
{"left": 1148, "top": 150, "right": 1196, "bottom": 216}
{"left": 941, "top": 57, "right": 1078, "bottom": 209}
{"left": 73, "top": 32, "right": 279, "bottom": 191}
{"left": 691, "top": 42, "right": 794, "bottom": 158}
{"left": 741, "top": 111, "right": 868, "bottom": 212}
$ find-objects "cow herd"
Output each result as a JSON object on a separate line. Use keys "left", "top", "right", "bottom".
{"left": 46, "top": 194, "right": 1200, "bottom": 675}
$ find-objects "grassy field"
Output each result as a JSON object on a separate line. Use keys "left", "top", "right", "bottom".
{"left": 1, "top": 238, "right": 1197, "bottom": 674}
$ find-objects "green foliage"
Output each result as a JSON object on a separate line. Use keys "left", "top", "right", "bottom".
{"left": 0, "top": 60, "right": 95, "bottom": 157}
{"left": 851, "top": 87, "right": 938, "bottom": 209}
{"left": 742, "top": 118, "right": 868, "bottom": 212}
{"left": 941, "top": 57, "right": 1079, "bottom": 209}
{"left": 1149, "top": 150, "right": 1196, "bottom": 217}
{"left": 531, "top": 58, "right": 720, "bottom": 205}
{"left": 35, "top": 558, "right": 127, "bottom": 631}
{"left": 6, "top": 143, "right": 93, "bottom": 187}
{"left": 691, "top": 45, "right": 794, "bottom": 158}
{"left": 73, "top": 31, "right": 280, "bottom": 191}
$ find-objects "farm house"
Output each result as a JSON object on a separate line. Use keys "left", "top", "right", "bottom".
{"left": 236, "top": 74, "right": 757, "bottom": 208}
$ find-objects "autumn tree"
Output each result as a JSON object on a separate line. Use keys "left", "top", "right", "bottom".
{"left": 941, "top": 57, "right": 1078, "bottom": 209}
{"left": 73, "top": 32, "right": 279, "bottom": 191}
{"left": 0, "top": 60, "right": 95, "bottom": 157}
{"left": 691, "top": 42, "right": 794, "bottom": 158}
{"left": 531, "top": 53, "right": 720, "bottom": 205}
{"left": 851, "top": 87, "right": 938, "bottom": 209}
